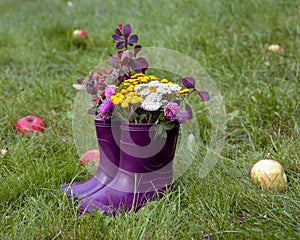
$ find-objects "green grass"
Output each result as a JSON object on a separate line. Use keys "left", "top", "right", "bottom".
{"left": 1, "top": 0, "right": 299, "bottom": 239}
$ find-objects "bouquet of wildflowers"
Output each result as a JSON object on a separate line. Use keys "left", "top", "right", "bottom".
{"left": 73, "top": 23, "right": 209, "bottom": 135}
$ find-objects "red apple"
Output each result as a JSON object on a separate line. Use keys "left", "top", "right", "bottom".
{"left": 73, "top": 29, "right": 88, "bottom": 39}
{"left": 16, "top": 116, "right": 44, "bottom": 134}
{"left": 250, "top": 159, "right": 287, "bottom": 192}
{"left": 80, "top": 149, "right": 100, "bottom": 167}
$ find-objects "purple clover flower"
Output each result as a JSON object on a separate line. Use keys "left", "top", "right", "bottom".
{"left": 97, "top": 99, "right": 114, "bottom": 120}
{"left": 164, "top": 102, "right": 180, "bottom": 121}
{"left": 178, "top": 109, "right": 190, "bottom": 124}
{"left": 164, "top": 102, "right": 191, "bottom": 124}
{"left": 97, "top": 100, "right": 113, "bottom": 120}
{"left": 104, "top": 85, "right": 117, "bottom": 99}
{"left": 97, "top": 114, "right": 111, "bottom": 121}
{"left": 98, "top": 99, "right": 114, "bottom": 113}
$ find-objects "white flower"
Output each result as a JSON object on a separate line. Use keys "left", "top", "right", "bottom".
{"left": 148, "top": 81, "right": 160, "bottom": 86}
{"left": 145, "top": 92, "right": 160, "bottom": 102}
{"left": 135, "top": 82, "right": 182, "bottom": 111}
{"left": 156, "top": 83, "right": 181, "bottom": 94}
{"left": 161, "top": 100, "right": 168, "bottom": 105}
{"left": 156, "top": 85, "right": 171, "bottom": 94}
{"left": 169, "top": 83, "right": 181, "bottom": 91}
{"left": 138, "top": 88, "right": 151, "bottom": 96}
{"left": 139, "top": 92, "right": 163, "bottom": 111}
{"left": 141, "top": 101, "right": 162, "bottom": 111}
{"left": 135, "top": 81, "right": 159, "bottom": 91}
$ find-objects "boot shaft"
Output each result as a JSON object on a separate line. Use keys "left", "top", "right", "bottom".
{"left": 119, "top": 122, "right": 179, "bottom": 173}
{"left": 94, "top": 119, "right": 121, "bottom": 167}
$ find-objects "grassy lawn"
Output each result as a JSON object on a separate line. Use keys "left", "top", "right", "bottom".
{"left": 1, "top": 0, "right": 299, "bottom": 239}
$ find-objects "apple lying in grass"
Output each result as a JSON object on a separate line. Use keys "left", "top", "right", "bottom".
{"left": 73, "top": 29, "right": 88, "bottom": 39}
{"left": 80, "top": 149, "right": 100, "bottom": 167}
{"left": 16, "top": 116, "right": 44, "bottom": 134}
{"left": 250, "top": 159, "right": 287, "bottom": 192}
{"left": 267, "top": 44, "right": 284, "bottom": 53}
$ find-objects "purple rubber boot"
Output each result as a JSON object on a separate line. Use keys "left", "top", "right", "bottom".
{"left": 61, "top": 119, "right": 120, "bottom": 199}
{"left": 80, "top": 122, "right": 179, "bottom": 215}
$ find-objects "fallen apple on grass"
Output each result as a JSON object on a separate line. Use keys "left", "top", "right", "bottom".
{"left": 72, "top": 29, "right": 88, "bottom": 39}
{"left": 80, "top": 149, "right": 100, "bottom": 167}
{"left": 80, "top": 150, "right": 100, "bottom": 175}
{"left": 250, "top": 159, "right": 287, "bottom": 192}
{"left": 71, "top": 29, "right": 88, "bottom": 48}
{"left": 16, "top": 116, "right": 44, "bottom": 134}
{"left": 267, "top": 44, "right": 284, "bottom": 53}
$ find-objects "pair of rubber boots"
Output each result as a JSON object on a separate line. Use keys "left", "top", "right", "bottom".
{"left": 61, "top": 119, "right": 179, "bottom": 215}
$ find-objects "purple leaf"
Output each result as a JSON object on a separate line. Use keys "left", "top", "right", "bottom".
{"left": 121, "top": 50, "right": 133, "bottom": 65}
{"left": 121, "top": 50, "right": 133, "bottom": 61}
{"left": 115, "top": 28, "right": 122, "bottom": 36}
{"left": 112, "top": 34, "right": 123, "bottom": 41}
{"left": 77, "top": 77, "right": 84, "bottom": 84}
{"left": 86, "top": 86, "right": 97, "bottom": 95}
{"left": 123, "top": 24, "right": 131, "bottom": 39}
{"left": 110, "top": 56, "right": 120, "bottom": 68}
{"left": 73, "top": 84, "right": 86, "bottom": 90}
{"left": 182, "top": 77, "right": 195, "bottom": 89}
{"left": 185, "top": 104, "right": 193, "bottom": 120}
{"left": 129, "top": 57, "right": 149, "bottom": 73}
{"left": 88, "top": 109, "right": 96, "bottom": 115}
{"left": 116, "top": 41, "right": 125, "bottom": 49}
{"left": 134, "top": 45, "right": 142, "bottom": 56}
{"left": 128, "top": 34, "right": 138, "bottom": 44}
{"left": 197, "top": 91, "right": 210, "bottom": 101}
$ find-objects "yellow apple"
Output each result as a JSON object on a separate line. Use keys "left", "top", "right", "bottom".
{"left": 267, "top": 44, "right": 284, "bottom": 53}
{"left": 250, "top": 159, "right": 287, "bottom": 192}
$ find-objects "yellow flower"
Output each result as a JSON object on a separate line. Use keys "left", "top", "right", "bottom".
{"left": 127, "top": 85, "right": 135, "bottom": 91}
{"left": 130, "top": 74, "right": 143, "bottom": 79}
{"left": 160, "top": 79, "right": 169, "bottom": 84}
{"left": 149, "top": 75, "right": 158, "bottom": 80}
{"left": 179, "top": 89, "right": 190, "bottom": 97}
{"left": 121, "top": 101, "right": 129, "bottom": 108}
{"left": 180, "top": 89, "right": 190, "bottom": 94}
{"left": 127, "top": 91, "right": 138, "bottom": 97}
{"left": 111, "top": 96, "right": 120, "bottom": 105}
{"left": 120, "top": 89, "right": 127, "bottom": 94}
{"left": 115, "top": 93, "right": 124, "bottom": 99}
{"left": 131, "top": 98, "right": 138, "bottom": 104}
{"left": 136, "top": 97, "right": 144, "bottom": 103}
{"left": 141, "top": 78, "right": 148, "bottom": 83}
{"left": 133, "top": 73, "right": 145, "bottom": 78}
{"left": 122, "top": 98, "right": 130, "bottom": 104}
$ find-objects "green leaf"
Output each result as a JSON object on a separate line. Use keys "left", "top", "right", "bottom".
{"left": 159, "top": 113, "right": 166, "bottom": 121}
{"left": 161, "top": 121, "right": 175, "bottom": 130}
{"left": 137, "top": 114, "right": 147, "bottom": 123}
{"left": 117, "top": 82, "right": 126, "bottom": 92}
{"left": 227, "top": 110, "right": 240, "bottom": 121}
{"left": 154, "top": 124, "right": 167, "bottom": 140}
